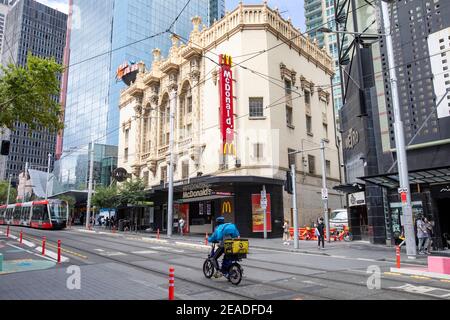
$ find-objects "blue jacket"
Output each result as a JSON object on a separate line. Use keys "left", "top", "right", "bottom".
{"left": 208, "top": 223, "right": 240, "bottom": 243}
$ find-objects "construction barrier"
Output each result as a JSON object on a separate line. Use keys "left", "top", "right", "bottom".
{"left": 169, "top": 267, "right": 175, "bottom": 300}
{"left": 289, "top": 227, "right": 344, "bottom": 241}
{"left": 57, "top": 240, "right": 61, "bottom": 264}
{"left": 42, "top": 237, "right": 46, "bottom": 255}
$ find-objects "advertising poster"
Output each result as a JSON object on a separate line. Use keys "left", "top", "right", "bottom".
{"left": 251, "top": 194, "right": 272, "bottom": 233}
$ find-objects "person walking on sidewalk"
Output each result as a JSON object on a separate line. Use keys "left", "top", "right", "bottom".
{"left": 425, "top": 216, "right": 434, "bottom": 254}
{"left": 179, "top": 217, "right": 185, "bottom": 236}
{"left": 283, "top": 219, "right": 290, "bottom": 245}
{"left": 317, "top": 217, "right": 325, "bottom": 250}
{"left": 416, "top": 216, "right": 429, "bottom": 254}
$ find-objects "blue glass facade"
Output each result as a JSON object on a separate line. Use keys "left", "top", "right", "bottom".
{"left": 56, "top": 0, "right": 224, "bottom": 192}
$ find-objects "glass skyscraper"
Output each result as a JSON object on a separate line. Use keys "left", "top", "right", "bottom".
{"left": 54, "top": 0, "right": 224, "bottom": 193}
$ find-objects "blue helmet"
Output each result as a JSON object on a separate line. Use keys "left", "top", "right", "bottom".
{"left": 216, "top": 216, "right": 225, "bottom": 224}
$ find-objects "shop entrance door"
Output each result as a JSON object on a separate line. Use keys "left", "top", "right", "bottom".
{"left": 437, "top": 199, "right": 450, "bottom": 249}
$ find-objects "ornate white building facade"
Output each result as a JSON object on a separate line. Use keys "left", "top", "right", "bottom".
{"left": 118, "top": 3, "right": 343, "bottom": 236}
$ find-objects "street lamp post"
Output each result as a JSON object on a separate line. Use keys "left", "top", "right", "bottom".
{"left": 6, "top": 174, "right": 12, "bottom": 205}
{"left": 86, "top": 140, "right": 94, "bottom": 230}
{"left": 167, "top": 88, "right": 177, "bottom": 238}
{"left": 45, "top": 153, "right": 52, "bottom": 199}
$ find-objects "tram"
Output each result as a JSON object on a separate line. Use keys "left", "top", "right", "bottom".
{"left": 0, "top": 199, "right": 68, "bottom": 230}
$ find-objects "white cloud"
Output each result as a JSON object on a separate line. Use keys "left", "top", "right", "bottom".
{"left": 36, "top": 0, "right": 69, "bottom": 14}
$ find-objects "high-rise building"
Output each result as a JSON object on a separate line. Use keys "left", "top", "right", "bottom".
{"left": 55, "top": 0, "right": 225, "bottom": 193}
{"left": 338, "top": 0, "right": 450, "bottom": 248}
{"left": 305, "top": 0, "right": 345, "bottom": 112}
{"left": 0, "top": 0, "right": 67, "bottom": 183}
{"left": 0, "top": 0, "right": 15, "bottom": 181}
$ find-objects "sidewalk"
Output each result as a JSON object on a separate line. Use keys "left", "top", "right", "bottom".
{"left": 72, "top": 226, "right": 450, "bottom": 266}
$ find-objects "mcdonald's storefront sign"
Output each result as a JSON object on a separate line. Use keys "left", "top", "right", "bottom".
{"left": 219, "top": 54, "right": 235, "bottom": 156}
{"left": 222, "top": 201, "right": 232, "bottom": 214}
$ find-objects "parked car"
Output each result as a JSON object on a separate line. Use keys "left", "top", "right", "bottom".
{"left": 329, "top": 209, "right": 349, "bottom": 229}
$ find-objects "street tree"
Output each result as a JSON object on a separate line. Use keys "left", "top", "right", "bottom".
{"left": 0, "top": 180, "right": 17, "bottom": 204}
{"left": 118, "top": 179, "right": 146, "bottom": 206}
{"left": 0, "top": 54, "right": 64, "bottom": 132}
{"left": 92, "top": 185, "right": 120, "bottom": 210}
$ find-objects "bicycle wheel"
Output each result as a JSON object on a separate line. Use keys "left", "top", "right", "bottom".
{"left": 203, "top": 259, "right": 215, "bottom": 278}
{"left": 227, "top": 263, "right": 242, "bottom": 285}
{"left": 344, "top": 232, "right": 353, "bottom": 242}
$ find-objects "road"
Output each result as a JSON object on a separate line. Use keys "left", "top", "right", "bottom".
{"left": 1, "top": 226, "right": 450, "bottom": 300}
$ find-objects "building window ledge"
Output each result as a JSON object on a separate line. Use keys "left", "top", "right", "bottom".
{"left": 287, "top": 124, "right": 295, "bottom": 129}
{"left": 249, "top": 116, "right": 267, "bottom": 120}
{"left": 307, "top": 132, "right": 314, "bottom": 137}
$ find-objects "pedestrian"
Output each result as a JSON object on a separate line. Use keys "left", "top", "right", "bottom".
{"left": 425, "top": 216, "right": 434, "bottom": 254}
{"left": 317, "top": 217, "right": 325, "bottom": 249}
{"left": 416, "top": 215, "right": 429, "bottom": 254}
{"left": 179, "top": 217, "right": 185, "bottom": 236}
{"left": 283, "top": 219, "right": 290, "bottom": 245}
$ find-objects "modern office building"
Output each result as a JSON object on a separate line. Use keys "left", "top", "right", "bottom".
{"left": 338, "top": 0, "right": 450, "bottom": 249}
{"left": 305, "top": 0, "right": 345, "bottom": 111}
{"left": 55, "top": 0, "right": 225, "bottom": 194}
{"left": 0, "top": 0, "right": 67, "bottom": 183}
{"left": 117, "top": 4, "right": 340, "bottom": 236}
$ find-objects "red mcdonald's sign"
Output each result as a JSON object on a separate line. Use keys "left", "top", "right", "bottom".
{"left": 219, "top": 54, "right": 235, "bottom": 155}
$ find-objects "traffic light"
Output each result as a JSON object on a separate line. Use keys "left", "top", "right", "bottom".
{"left": 1, "top": 140, "right": 10, "bottom": 156}
{"left": 284, "top": 170, "right": 293, "bottom": 194}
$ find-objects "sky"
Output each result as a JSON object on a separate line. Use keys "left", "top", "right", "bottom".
{"left": 36, "top": 0, "right": 306, "bottom": 31}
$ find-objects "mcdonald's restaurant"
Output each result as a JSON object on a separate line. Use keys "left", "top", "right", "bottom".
{"left": 148, "top": 175, "right": 285, "bottom": 238}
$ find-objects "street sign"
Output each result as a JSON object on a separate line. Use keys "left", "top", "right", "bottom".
{"left": 321, "top": 188, "right": 328, "bottom": 200}
{"left": 260, "top": 198, "right": 267, "bottom": 210}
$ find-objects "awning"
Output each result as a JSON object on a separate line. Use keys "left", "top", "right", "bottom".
{"left": 358, "top": 166, "right": 450, "bottom": 189}
{"left": 333, "top": 183, "right": 365, "bottom": 194}
{"left": 176, "top": 194, "right": 233, "bottom": 204}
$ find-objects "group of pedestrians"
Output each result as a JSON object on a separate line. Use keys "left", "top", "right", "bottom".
{"left": 97, "top": 215, "right": 116, "bottom": 229}
{"left": 282, "top": 217, "right": 326, "bottom": 250}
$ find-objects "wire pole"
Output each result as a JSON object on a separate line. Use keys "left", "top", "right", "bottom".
{"left": 291, "top": 164, "right": 299, "bottom": 249}
{"left": 167, "top": 88, "right": 177, "bottom": 238}
{"left": 86, "top": 140, "right": 94, "bottom": 230}
{"left": 45, "top": 153, "right": 52, "bottom": 199}
{"left": 320, "top": 139, "right": 330, "bottom": 242}
{"left": 6, "top": 174, "right": 12, "bottom": 205}
{"left": 381, "top": 0, "right": 416, "bottom": 258}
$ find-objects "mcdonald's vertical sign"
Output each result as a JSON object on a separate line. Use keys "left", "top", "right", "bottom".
{"left": 219, "top": 54, "right": 235, "bottom": 156}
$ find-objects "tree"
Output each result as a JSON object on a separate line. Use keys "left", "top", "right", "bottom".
{"left": 0, "top": 180, "right": 17, "bottom": 204}
{"left": 92, "top": 186, "right": 120, "bottom": 210}
{"left": 0, "top": 54, "right": 64, "bottom": 131}
{"left": 118, "top": 179, "right": 146, "bottom": 206}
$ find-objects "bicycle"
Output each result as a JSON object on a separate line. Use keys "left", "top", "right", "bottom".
{"left": 203, "top": 243, "right": 244, "bottom": 286}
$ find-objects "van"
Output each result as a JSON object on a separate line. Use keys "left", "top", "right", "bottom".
{"left": 329, "top": 209, "right": 348, "bottom": 229}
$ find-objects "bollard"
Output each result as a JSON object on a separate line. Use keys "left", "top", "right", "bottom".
{"left": 396, "top": 245, "right": 401, "bottom": 269}
{"left": 6, "top": 225, "right": 9, "bottom": 238}
{"left": 0, "top": 253, "right": 3, "bottom": 272}
{"left": 205, "top": 233, "right": 208, "bottom": 246}
{"left": 42, "top": 237, "right": 46, "bottom": 255}
{"left": 57, "top": 240, "right": 61, "bottom": 264}
{"left": 19, "top": 230, "right": 23, "bottom": 244}
{"left": 157, "top": 228, "right": 160, "bottom": 240}
{"left": 168, "top": 267, "right": 175, "bottom": 300}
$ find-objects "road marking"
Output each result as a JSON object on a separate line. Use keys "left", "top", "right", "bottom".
{"left": 389, "top": 283, "right": 450, "bottom": 299}
{"left": 411, "top": 275, "right": 432, "bottom": 280}
{"left": 150, "top": 246, "right": 184, "bottom": 253}
{"left": 441, "top": 280, "right": 450, "bottom": 283}
{"left": 131, "top": 250, "right": 157, "bottom": 255}
{"left": 94, "top": 249, "right": 105, "bottom": 252}
{"left": 357, "top": 258, "right": 377, "bottom": 262}
{"left": 384, "top": 272, "right": 403, "bottom": 277}
{"left": 20, "top": 234, "right": 88, "bottom": 260}
{"left": 7, "top": 243, "right": 59, "bottom": 263}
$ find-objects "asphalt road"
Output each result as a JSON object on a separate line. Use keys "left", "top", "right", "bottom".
{"left": 1, "top": 225, "right": 450, "bottom": 300}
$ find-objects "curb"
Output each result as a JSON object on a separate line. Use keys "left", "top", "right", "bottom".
{"left": 390, "top": 267, "right": 450, "bottom": 280}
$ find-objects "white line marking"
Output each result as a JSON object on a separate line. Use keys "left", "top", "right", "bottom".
{"left": 94, "top": 249, "right": 105, "bottom": 252}
{"left": 8, "top": 243, "right": 59, "bottom": 263}
{"left": 131, "top": 250, "right": 157, "bottom": 255}
{"left": 150, "top": 246, "right": 184, "bottom": 253}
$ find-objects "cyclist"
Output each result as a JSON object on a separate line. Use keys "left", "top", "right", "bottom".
{"left": 208, "top": 216, "right": 240, "bottom": 276}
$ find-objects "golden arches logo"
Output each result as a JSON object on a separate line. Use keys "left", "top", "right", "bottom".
{"left": 220, "top": 54, "right": 232, "bottom": 67}
{"left": 222, "top": 201, "right": 232, "bottom": 214}
{"left": 223, "top": 143, "right": 236, "bottom": 156}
